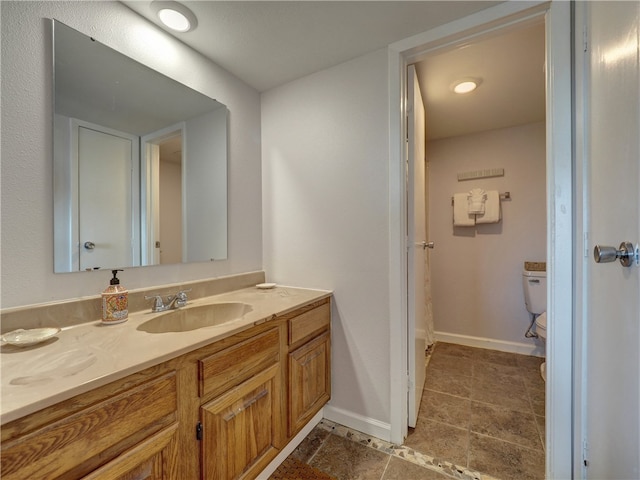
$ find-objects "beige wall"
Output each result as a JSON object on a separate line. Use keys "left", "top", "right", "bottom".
{"left": 428, "top": 122, "right": 546, "bottom": 352}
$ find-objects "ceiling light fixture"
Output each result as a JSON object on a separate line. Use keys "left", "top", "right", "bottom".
{"left": 150, "top": 1, "right": 198, "bottom": 33}
{"left": 452, "top": 78, "right": 481, "bottom": 94}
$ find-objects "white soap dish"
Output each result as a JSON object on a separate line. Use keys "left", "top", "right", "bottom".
{"left": 1, "top": 327, "right": 61, "bottom": 347}
{"left": 256, "top": 283, "right": 277, "bottom": 290}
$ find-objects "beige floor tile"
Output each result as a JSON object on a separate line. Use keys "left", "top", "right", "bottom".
{"left": 470, "top": 402, "right": 543, "bottom": 450}
{"left": 310, "top": 434, "right": 390, "bottom": 480}
{"left": 427, "top": 354, "right": 474, "bottom": 377}
{"left": 433, "top": 342, "right": 476, "bottom": 359}
{"left": 420, "top": 390, "right": 471, "bottom": 429}
{"left": 473, "top": 348, "right": 520, "bottom": 367}
{"left": 405, "top": 419, "right": 469, "bottom": 467}
{"left": 469, "top": 433, "right": 545, "bottom": 480}
{"left": 382, "top": 456, "right": 451, "bottom": 480}
{"left": 471, "top": 375, "right": 532, "bottom": 413}
{"left": 472, "top": 360, "right": 522, "bottom": 380}
{"left": 424, "top": 368, "right": 472, "bottom": 399}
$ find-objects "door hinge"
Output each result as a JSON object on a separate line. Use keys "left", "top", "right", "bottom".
{"left": 196, "top": 422, "right": 203, "bottom": 441}
{"left": 583, "top": 24, "right": 588, "bottom": 52}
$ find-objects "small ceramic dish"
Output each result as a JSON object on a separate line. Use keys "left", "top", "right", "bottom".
{"left": 256, "top": 283, "right": 277, "bottom": 290}
{"left": 1, "top": 327, "right": 61, "bottom": 347}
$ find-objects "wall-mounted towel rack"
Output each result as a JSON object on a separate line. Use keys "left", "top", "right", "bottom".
{"left": 450, "top": 191, "right": 510, "bottom": 206}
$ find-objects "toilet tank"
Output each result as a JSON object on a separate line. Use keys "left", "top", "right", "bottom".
{"left": 522, "top": 270, "right": 547, "bottom": 314}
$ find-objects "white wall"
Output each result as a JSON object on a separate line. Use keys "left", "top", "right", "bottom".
{"left": 1, "top": 1, "right": 262, "bottom": 308}
{"left": 428, "top": 122, "right": 546, "bottom": 350}
{"left": 262, "top": 49, "right": 392, "bottom": 433}
{"left": 159, "top": 159, "right": 182, "bottom": 265}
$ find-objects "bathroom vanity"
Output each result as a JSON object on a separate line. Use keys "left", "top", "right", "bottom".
{"left": 0, "top": 282, "right": 331, "bottom": 480}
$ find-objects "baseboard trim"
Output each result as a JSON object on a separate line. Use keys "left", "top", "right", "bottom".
{"left": 435, "top": 331, "right": 545, "bottom": 357}
{"left": 257, "top": 409, "right": 324, "bottom": 480}
{"left": 323, "top": 405, "right": 392, "bottom": 442}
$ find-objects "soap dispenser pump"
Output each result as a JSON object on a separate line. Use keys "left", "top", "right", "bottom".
{"left": 102, "top": 269, "right": 128, "bottom": 324}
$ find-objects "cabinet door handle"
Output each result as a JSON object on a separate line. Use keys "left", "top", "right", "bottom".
{"left": 222, "top": 389, "right": 268, "bottom": 421}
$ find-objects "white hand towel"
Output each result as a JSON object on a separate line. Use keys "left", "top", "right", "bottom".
{"left": 468, "top": 188, "right": 487, "bottom": 214}
{"left": 453, "top": 193, "right": 475, "bottom": 226}
{"left": 475, "top": 190, "right": 501, "bottom": 224}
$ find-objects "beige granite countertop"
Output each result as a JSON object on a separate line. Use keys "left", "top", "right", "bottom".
{"left": 0, "top": 285, "right": 331, "bottom": 425}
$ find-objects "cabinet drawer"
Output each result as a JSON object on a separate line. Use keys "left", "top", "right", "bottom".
{"left": 288, "top": 302, "right": 330, "bottom": 347}
{"left": 199, "top": 327, "right": 280, "bottom": 399}
{"left": 1, "top": 372, "right": 177, "bottom": 480}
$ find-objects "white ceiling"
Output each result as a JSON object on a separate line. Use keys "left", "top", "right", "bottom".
{"left": 414, "top": 20, "right": 545, "bottom": 140}
{"left": 121, "top": 1, "right": 545, "bottom": 140}
{"left": 121, "top": 1, "right": 503, "bottom": 92}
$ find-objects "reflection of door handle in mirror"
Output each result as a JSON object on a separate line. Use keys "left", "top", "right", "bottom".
{"left": 83, "top": 241, "right": 95, "bottom": 250}
{"left": 417, "top": 241, "right": 435, "bottom": 250}
{"left": 593, "top": 242, "right": 638, "bottom": 267}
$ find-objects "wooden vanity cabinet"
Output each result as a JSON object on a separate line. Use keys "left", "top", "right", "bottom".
{"left": 1, "top": 297, "right": 331, "bottom": 480}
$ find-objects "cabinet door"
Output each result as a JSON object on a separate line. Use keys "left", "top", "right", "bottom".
{"left": 81, "top": 425, "right": 178, "bottom": 480}
{"left": 288, "top": 331, "right": 330, "bottom": 436}
{"left": 201, "top": 364, "right": 281, "bottom": 480}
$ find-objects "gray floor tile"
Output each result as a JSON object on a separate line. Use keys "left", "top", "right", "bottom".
{"left": 470, "top": 402, "right": 543, "bottom": 450}
{"left": 469, "top": 433, "right": 545, "bottom": 480}
{"left": 420, "top": 390, "right": 471, "bottom": 429}
{"left": 424, "top": 368, "right": 472, "bottom": 398}
{"left": 405, "top": 419, "right": 469, "bottom": 467}
{"left": 310, "top": 434, "right": 390, "bottom": 480}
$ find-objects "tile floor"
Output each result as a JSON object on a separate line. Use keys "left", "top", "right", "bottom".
{"left": 275, "top": 342, "right": 546, "bottom": 480}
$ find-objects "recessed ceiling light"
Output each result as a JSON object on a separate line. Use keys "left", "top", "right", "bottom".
{"left": 452, "top": 78, "right": 482, "bottom": 94}
{"left": 150, "top": 1, "right": 198, "bottom": 32}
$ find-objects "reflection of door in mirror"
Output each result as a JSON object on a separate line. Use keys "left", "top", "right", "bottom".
{"left": 78, "top": 126, "right": 136, "bottom": 271}
{"left": 141, "top": 125, "right": 184, "bottom": 265}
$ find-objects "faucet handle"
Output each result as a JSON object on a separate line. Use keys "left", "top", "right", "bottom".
{"left": 174, "top": 289, "right": 190, "bottom": 307}
{"left": 144, "top": 295, "right": 166, "bottom": 312}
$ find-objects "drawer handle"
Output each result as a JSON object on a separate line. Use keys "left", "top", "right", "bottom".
{"left": 222, "top": 389, "right": 268, "bottom": 421}
{"left": 301, "top": 351, "right": 324, "bottom": 366}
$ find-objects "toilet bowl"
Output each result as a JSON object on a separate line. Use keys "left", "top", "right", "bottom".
{"left": 522, "top": 268, "right": 547, "bottom": 381}
{"left": 535, "top": 312, "right": 547, "bottom": 381}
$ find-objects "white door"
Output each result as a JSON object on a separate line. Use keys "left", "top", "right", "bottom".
{"left": 407, "top": 65, "right": 429, "bottom": 428}
{"left": 78, "top": 126, "right": 134, "bottom": 270}
{"left": 582, "top": 2, "right": 640, "bottom": 478}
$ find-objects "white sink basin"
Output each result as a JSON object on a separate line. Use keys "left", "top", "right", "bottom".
{"left": 137, "top": 302, "right": 253, "bottom": 334}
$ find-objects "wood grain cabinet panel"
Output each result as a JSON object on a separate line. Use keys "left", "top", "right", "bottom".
{"left": 288, "top": 302, "right": 330, "bottom": 348}
{"left": 200, "top": 364, "right": 282, "bottom": 480}
{"left": 288, "top": 331, "right": 331, "bottom": 436}
{"left": 1, "top": 372, "right": 178, "bottom": 480}
{"left": 81, "top": 424, "right": 179, "bottom": 480}
{"left": 198, "top": 327, "right": 280, "bottom": 400}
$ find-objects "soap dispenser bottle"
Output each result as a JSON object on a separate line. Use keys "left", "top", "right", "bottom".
{"left": 102, "top": 269, "right": 128, "bottom": 324}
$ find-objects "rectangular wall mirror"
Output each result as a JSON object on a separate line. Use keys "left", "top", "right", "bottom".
{"left": 53, "top": 20, "right": 228, "bottom": 273}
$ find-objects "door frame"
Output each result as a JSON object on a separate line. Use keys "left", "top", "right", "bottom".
{"left": 387, "top": 2, "right": 573, "bottom": 478}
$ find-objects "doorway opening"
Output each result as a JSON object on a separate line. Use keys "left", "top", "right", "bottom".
{"left": 391, "top": 3, "right": 573, "bottom": 478}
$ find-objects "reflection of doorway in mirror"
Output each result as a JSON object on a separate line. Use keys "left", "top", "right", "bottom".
{"left": 141, "top": 124, "right": 184, "bottom": 265}
{"left": 158, "top": 134, "right": 183, "bottom": 264}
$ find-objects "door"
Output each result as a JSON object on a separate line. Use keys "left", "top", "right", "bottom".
{"left": 407, "top": 65, "right": 429, "bottom": 428}
{"left": 78, "top": 126, "right": 134, "bottom": 271}
{"left": 582, "top": 2, "right": 640, "bottom": 478}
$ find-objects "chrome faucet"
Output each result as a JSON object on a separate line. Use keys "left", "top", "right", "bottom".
{"left": 145, "top": 289, "right": 190, "bottom": 312}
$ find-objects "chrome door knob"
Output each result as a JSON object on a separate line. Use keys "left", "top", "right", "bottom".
{"left": 594, "top": 242, "right": 636, "bottom": 267}
{"left": 83, "top": 241, "right": 95, "bottom": 250}
{"left": 417, "top": 241, "right": 435, "bottom": 250}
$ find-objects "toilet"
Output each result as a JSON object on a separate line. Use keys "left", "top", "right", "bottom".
{"left": 522, "top": 268, "right": 547, "bottom": 381}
